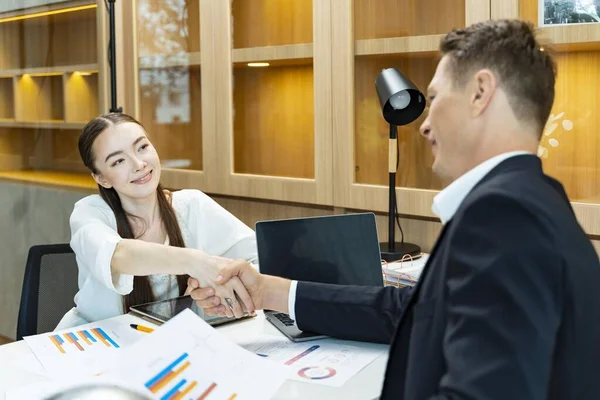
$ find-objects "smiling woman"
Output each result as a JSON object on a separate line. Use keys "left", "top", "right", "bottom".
{"left": 55, "top": 113, "right": 258, "bottom": 330}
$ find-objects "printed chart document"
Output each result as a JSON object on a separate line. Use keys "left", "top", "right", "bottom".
{"left": 24, "top": 319, "right": 144, "bottom": 378}
{"left": 115, "top": 309, "right": 287, "bottom": 400}
{"left": 238, "top": 336, "right": 386, "bottom": 387}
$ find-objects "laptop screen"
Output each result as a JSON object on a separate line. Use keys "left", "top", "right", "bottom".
{"left": 255, "top": 213, "right": 383, "bottom": 287}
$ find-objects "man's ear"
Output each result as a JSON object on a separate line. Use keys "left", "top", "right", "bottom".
{"left": 470, "top": 69, "right": 496, "bottom": 116}
{"left": 92, "top": 172, "right": 112, "bottom": 189}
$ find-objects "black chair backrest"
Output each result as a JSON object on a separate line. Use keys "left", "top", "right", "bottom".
{"left": 17, "top": 244, "right": 79, "bottom": 340}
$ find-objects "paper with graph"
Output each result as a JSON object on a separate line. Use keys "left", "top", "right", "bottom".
{"left": 238, "top": 336, "right": 387, "bottom": 387}
{"left": 115, "top": 309, "right": 287, "bottom": 400}
{"left": 23, "top": 319, "right": 143, "bottom": 378}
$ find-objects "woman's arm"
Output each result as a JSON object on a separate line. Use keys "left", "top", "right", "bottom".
{"left": 70, "top": 199, "right": 252, "bottom": 317}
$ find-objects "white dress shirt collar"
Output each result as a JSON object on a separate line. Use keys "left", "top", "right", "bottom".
{"left": 432, "top": 151, "right": 531, "bottom": 225}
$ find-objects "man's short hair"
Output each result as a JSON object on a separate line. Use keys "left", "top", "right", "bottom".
{"left": 440, "top": 19, "right": 557, "bottom": 136}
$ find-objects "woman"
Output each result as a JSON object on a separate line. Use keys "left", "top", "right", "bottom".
{"left": 56, "top": 113, "right": 255, "bottom": 329}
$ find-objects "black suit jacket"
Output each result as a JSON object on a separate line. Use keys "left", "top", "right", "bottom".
{"left": 295, "top": 155, "right": 600, "bottom": 399}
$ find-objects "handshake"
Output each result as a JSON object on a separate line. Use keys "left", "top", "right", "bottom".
{"left": 185, "top": 259, "right": 291, "bottom": 319}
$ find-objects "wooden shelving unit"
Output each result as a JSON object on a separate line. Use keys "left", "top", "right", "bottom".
{"left": 116, "top": 0, "right": 600, "bottom": 237}
{"left": 0, "top": 1, "right": 106, "bottom": 178}
{"left": 213, "top": 0, "right": 333, "bottom": 205}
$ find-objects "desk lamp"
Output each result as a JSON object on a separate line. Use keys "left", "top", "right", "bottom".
{"left": 375, "top": 68, "right": 426, "bottom": 261}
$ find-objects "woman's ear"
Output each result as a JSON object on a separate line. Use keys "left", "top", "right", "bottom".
{"left": 92, "top": 172, "right": 112, "bottom": 189}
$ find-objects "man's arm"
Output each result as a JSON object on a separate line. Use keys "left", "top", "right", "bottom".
{"left": 295, "top": 282, "right": 412, "bottom": 344}
{"left": 430, "top": 194, "right": 563, "bottom": 400}
{"left": 189, "top": 261, "right": 412, "bottom": 344}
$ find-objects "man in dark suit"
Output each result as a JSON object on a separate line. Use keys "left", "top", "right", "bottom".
{"left": 189, "top": 19, "right": 600, "bottom": 399}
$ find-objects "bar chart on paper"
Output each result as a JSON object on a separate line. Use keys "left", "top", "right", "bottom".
{"left": 144, "top": 352, "right": 237, "bottom": 400}
{"left": 48, "top": 328, "right": 120, "bottom": 354}
{"left": 118, "top": 310, "right": 287, "bottom": 400}
{"left": 24, "top": 320, "right": 143, "bottom": 377}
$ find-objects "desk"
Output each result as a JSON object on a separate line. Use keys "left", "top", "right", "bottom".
{"left": 0, "top": 311, "right": 388, "bottom": 400}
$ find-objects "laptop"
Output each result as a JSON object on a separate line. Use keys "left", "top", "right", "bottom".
{"left": 256, "top": 213, "right": 384, "bottom": 342}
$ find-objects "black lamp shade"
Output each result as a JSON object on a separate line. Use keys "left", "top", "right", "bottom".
{"left": 375, "top": 68, "right": 425, "bottom": 126}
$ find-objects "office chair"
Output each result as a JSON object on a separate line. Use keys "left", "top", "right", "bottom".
{"left": 17, "top": 244, "right": 79, "bottom": 340}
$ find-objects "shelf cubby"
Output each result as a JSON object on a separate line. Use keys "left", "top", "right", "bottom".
{"left": 138, "top": 65, "right": 203, "bottom": 170}
{"left": 354, "top": 0, "right": 466, "bottom": 39}
{"left": 64, "top": 71, "right": 99, "bottom": 123}
{"left": 0, "top": 77, "right": 14, "bottom": 120}
{"left": 14, "top": 74, "right": 64, "bottom": 122}
{"left": 137, "top": 0, "right": 200, "bottom": 57}
{"left": 232, "top": 63, "right": 315, "bottom": 179}
{"left": 232, "top": 0, "right": 313, "bottom": 48}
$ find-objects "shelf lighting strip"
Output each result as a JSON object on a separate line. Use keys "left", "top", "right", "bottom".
{"left": 0, "top": 4, "right": 97, "bottom": 24}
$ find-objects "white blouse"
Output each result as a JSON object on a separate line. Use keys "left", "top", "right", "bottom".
{"left": 55, "top": 189, "right": 258, "bottom": 329}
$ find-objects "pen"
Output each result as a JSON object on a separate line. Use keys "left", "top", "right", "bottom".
{"left": 130, "top": 323, "right": 154, "bottom": 333}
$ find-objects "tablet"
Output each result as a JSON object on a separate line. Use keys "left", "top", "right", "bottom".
{"left": 129, "top": 295, "right": 254, "bottom": 327}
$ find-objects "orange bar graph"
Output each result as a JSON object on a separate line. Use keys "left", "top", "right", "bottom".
{"left": 64, "top": 333, "right": 84, "bottom": 351}
{"left": 171, "top": 381, "right": 198, "bottom": 400}
{"left": 77, "top": 331, "right": 92, "bottom": 345}
{"left": 149, "top": 361, "right": 191, "bottom": 394}
{"left": 227, "top": 394, "right": 237, "bottom": 400}
{"left": 91, "top": 328, "right": 110, "bottom": 347}
{"left": 49, "top": 335, "right": 65, "bottom": 354}
{"left": 197, "top": 383, "right": 217, "bottom": 400}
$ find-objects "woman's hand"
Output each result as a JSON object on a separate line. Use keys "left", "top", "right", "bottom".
{"left": 188, "top": 259, "right": 266, "bottom": 317}
{"left": 186, "top": 254, "right": 255, "bottom": 319}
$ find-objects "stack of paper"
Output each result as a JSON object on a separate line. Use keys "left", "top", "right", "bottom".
{"left": 11, "top": 310, "right": 288, "bottom": 400}
{"left": 382, "top": 253, "right": 429, "bottom": 287}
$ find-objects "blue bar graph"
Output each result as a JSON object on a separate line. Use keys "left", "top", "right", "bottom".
{"left": 83, "top": 330, "right": 96, "bottom": 343}
{"left": 55, "top": 335, "right": 64, "bottom": 344}
{"left": 96, "top": 327, "right": 119, "bottom": 348}
{"left": 160, "top": 379, "right": 187, "bottom": 400}
{"left": 145, "top": 353, "right": 189, "bottom": 389}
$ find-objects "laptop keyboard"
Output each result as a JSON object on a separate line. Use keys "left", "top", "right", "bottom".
{"left": 273, "top": 313, "right": 295, "bottom": 326}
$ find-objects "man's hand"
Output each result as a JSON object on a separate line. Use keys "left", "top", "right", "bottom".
{"left": 188, "top": 259, "right": 265, "bottom": 317}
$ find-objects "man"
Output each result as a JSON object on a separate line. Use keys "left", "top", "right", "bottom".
{"left": 189, "top": 19, "right": 600, "bottom": 399}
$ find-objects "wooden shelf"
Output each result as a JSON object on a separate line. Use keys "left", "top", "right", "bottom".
{"left": 355, "top": 34, "right": 444, "bottom": 56}
{"left": 0, "top": 170, "right": 96, "bottom": 191}
{"left": 232, "top": 44, "right": 313, "bottom": 64}
{"left": 0, "top": 63, "right": 98, "bottom": 77}
{"left": 538, "top": 25, "right": 600, "bottom": 52}
{"left": 138, "top": 53, "right": 201, "bottom": 69}
{"left": 0, "top": 120, "right": 85, "bottom": 129}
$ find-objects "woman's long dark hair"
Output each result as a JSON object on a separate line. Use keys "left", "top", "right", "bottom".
{"left": 79, "top": 112, "right": 188, "bottom": 312}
